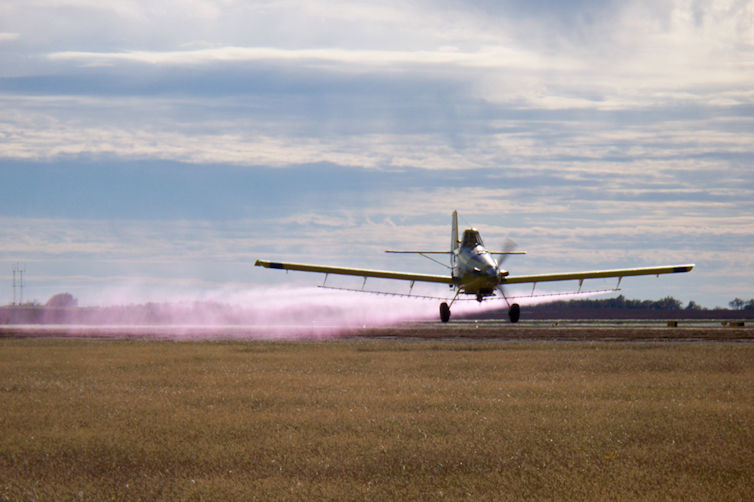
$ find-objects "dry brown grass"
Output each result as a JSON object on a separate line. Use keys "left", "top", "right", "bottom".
{"left": 1, "top": 338, "right": 752, "bottom": 501}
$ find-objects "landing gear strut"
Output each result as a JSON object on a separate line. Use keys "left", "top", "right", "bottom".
{"left": 508, "top": 303, "right": 520, "bottom": 323}
{"left": 439, "top": 302, "right": 451, "bottom": 323}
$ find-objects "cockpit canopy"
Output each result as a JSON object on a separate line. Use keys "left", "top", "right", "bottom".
{"left": 460, "top": 229, "right": 484, "bottom": 248}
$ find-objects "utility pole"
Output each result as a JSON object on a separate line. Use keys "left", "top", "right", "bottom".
{"left": 11, "top": 263, "right": 25, "bottom": 306}
{"left": 19, "top": 264, "right": 25, "bottom": 305}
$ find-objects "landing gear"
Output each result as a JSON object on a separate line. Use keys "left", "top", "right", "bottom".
{"left": 508, "top": 303, "right": 520, "bottom": 323}
{"left": 439, "top": 302, "right": 451, "bottom": 323}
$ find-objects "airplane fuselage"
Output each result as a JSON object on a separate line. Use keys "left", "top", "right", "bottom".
{"left": 452, "top": 229, "right": 508, "bottom": 299}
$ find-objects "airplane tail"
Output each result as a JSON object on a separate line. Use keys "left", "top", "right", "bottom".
{"left": 451, "top": 210, "right": 459, "bottom": 252}
{"left": 450, "top": 210, "right": 459, "bottom": 274}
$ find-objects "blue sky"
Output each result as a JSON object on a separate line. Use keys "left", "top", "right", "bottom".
{"left": 1, "top": 0, "right": 753, "bottom": 309}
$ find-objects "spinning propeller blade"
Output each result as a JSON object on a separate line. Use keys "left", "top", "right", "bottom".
{"left": 496, "top": 239, "right": 522, "bottom": 322}
{"left": 495, "top": 238, "right": 519, "bottom": 267}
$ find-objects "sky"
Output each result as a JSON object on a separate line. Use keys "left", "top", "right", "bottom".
{"left": 0, "top": 0, "right": 753, "bottom": 310}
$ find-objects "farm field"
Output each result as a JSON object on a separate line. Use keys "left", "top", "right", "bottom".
{"left": 1, "top": 335, "right": 752, "bottom": 501}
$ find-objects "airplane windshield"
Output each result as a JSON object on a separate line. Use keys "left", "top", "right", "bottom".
{"left": 461, "top": 229, "right": 484, "bottom": 248}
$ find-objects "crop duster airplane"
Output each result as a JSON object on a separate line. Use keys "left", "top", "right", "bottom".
{"left": 255, "top": 211, "right": 694, "bottom": 323}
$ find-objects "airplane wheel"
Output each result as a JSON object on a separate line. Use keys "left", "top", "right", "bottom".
{"left": 440, "top": 302, "right": 451, "bottom": 323}
{"left": 508, "top": 303, "right": 520, "bottom": 323}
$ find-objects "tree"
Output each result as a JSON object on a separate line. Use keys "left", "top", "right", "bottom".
{"left": 729, "top": 298, "right": 745, "bottom": 310}
{"left": 745, "top": 299, "right": 754, "bottom": 311}
{"left": 45, "top": 293, "right": 78, "bottom": 308}
{"left": 685, "top": 300, "right": 704, "bottom": 310}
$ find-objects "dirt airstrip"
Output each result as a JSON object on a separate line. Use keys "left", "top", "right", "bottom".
{"left": 0, "top": 321, "right": 751, "bottom": 342}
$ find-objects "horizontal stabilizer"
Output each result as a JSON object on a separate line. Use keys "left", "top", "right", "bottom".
{"left": 385, "top": 250, "right": 451, "bottom": 254}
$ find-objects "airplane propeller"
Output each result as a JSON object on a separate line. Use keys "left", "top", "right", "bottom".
{"left": 495, "top": 238, "right": 521, "bottom": 322}
{"left": 495, "top": 238, "right": 519, "bottom": 267}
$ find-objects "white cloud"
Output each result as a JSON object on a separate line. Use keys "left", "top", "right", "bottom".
{"left": 2, "top": 95, "right": 752, "bottom": 177}
{"left": 47, "top": 45, "right": 554, "bottom": 71}
{"left": 2, "top": 0, "right": 751, "bottom": 115}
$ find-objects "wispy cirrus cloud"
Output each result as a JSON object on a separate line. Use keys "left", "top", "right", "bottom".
{"left": 46, "top": 45, "right": 555, "bottom": 70}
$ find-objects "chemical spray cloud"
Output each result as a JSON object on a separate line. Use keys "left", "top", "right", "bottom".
{"left": 40, "top": 284, "right": 442, "bottom": 339}
{"left": 23, "top": 282, "right": 613, "bottom": 340}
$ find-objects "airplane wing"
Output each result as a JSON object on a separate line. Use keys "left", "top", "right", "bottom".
{"left": 502, "top": 264, "right": 695, "bottom": 285}
{"left": 256, "top": 259, "right": 693, "bottom": 291}
{"left": 254, "top": 260, "right": 456, "bottom": 284}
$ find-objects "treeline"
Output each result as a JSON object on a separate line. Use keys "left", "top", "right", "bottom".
{"left": 0, "top": 300, "right": 255, "bottom": 326}
{"left": 540, "top": 295, "right": 710, "bottom": 310}
{"left": 1, "top": 295, "right": 347, "bottom": 326}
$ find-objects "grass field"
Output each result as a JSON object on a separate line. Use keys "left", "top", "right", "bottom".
{"left": 1, "top": 338, "right": 752, "bottom": 501}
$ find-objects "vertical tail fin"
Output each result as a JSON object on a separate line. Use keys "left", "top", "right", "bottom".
{"left": 450, "top": 210, "right": 459, "bottom": 274}
{"left": 451, "top": 210, "right": 459, "bottom": 252}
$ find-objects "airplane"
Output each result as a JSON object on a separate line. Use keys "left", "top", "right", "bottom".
{"left": 255, "top": 211, "right": 694, "bottom": 323}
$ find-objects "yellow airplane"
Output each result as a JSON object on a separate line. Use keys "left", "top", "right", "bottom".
{"left": 255, "top": 211, "right": 694, "bottom": 323}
